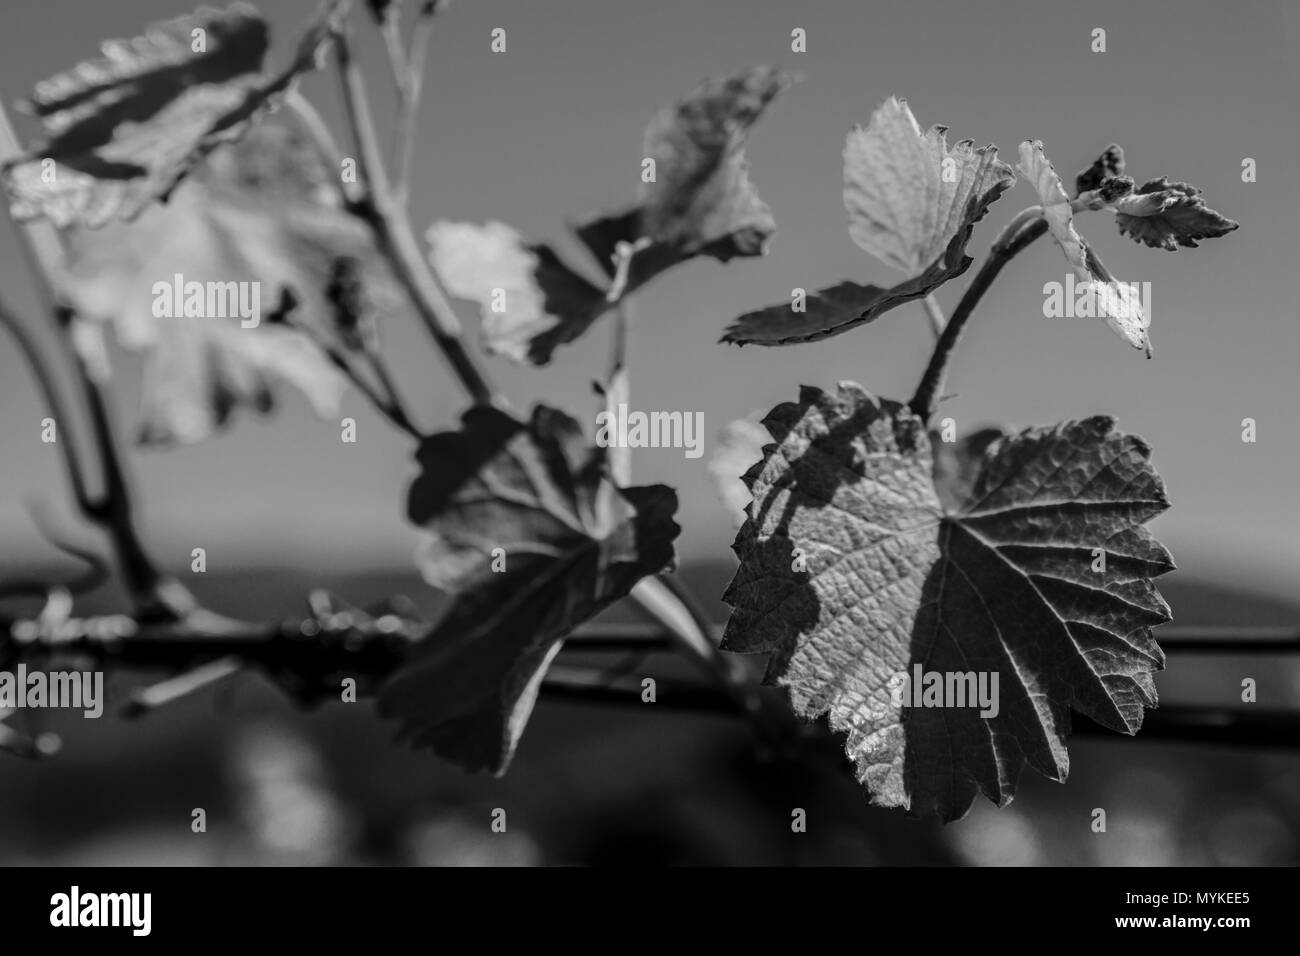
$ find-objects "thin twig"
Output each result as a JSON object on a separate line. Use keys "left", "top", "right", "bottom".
{"left": 390, "top": 2, "right": 440, "bottom": 206}
{"left": 325, "top": 347, "right": 423, "bottom": 440}
{"left": 0, "top": 102, "right": 183, "bottom": 619}
{"left": 365, "top": 349, "right": 422, "bottom": 435}
{"left": 378, "top": 12, "right": 408, "bottom": 90}
{"left": 909, "top": 218, "right": 1049, "bottom": 422}
{"left": 921, "top": 294, "right": 946, "bottom": 338}
{"left": 283, "top": 88, "right": 363, "bottom": 205}
{"left": 0, "top": 498, "right": 111, "bottom": 600}
{"left": 332, "top": 27, "right": 496, "bottom": 406}
{"left": 0, "top": 298, "right": 93, "bottom": 513}
{"left": 122, "top": 657, "right": 243, "bottom": 718}
{"left": 908, "top": 195, "right": 1124, "bottom": 420}
{"left": 283, "top": 312, "right": 423, "bottom": 440}
{"left": 70, "top": 327, "right": 188, "bottom": 615}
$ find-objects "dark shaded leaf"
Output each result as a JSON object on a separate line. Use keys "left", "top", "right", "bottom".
{"left": 4, "top": 0, "right": 347, "bottom": 227}
{"left": 380, "top": 404, "right": 680, "bottom": 773}
{"left": 720, "top": 194, "right": 990, "bottom": 346}
{"left": 1074, "top": 143, "right": 1125, "bottom": 196}
{"left": 1114, "top": 176, "right": 1239, "bottom": 250}
{"left": 364, "top": 0, "right": 396, "bottom": 22}
{"left": 722, "top": 383, "right": 1173, "bottom": 820}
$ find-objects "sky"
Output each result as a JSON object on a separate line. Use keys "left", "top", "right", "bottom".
{"left": 0, "top": 0, "right": 1296, "bottom": 602}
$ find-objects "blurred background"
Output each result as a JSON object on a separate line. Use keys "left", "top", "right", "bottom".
{"left": 0, "top": 0, "right": 1297, "bottom": 864}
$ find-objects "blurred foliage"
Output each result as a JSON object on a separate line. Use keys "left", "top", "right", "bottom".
{"left": 0, "top": 565, "right": 1295, "bottom": 865}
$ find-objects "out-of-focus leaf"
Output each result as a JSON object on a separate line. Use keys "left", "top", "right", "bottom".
{"left": 364, "top": 0, "right": 396, "bottom": 22}
{"left": 723, "top": 383, "right": 1173, "bottom": 820}
{"left": 929, "top": 424, "right": 1008, "bottom": 512}
{"left": 380, "top": 404, "right": 680, "bottom": 773}
{"left": 843, "top": 97, "right": 1016, "bottom": 278}
{"left": 572, "top": 206, "right": 711, "bottom": 297}
{"left": 639, "top": 65, "right": 792, "bottom": 255}
{"left": 427, "top": 220, "right": 608, "bottom": 366}
{"left": 3, "top": 0, "right": 347, "bottom": 228}
{"left": 1113, "top": 176, "right": 1239, "bottom": 251}
{"left": 436, "top": 67, "right": 790, "bottom": 365}
{"left": 707, "top": 415, "right": 771, "bottom": 529}
{"left": 1018, "top": 140, "right": 1151, "bottom": 356}
{"left": 57, "top": 119, "right": 400, "bottom": 446}
{"left": 570, "top": 67, "right": 792, "bottom": 294}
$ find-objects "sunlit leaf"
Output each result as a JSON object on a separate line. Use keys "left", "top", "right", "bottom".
{"left": 723, "top": 383, "right": 1173, "bottom": 820}
{"left": 723, "top": 98, "right": 1014, "bottom": 346}
{"left": 843, "top": 96, "right": 1016, "bottom": 278}
{"left": 380, "top": 404, "right": 680, "bottom": 773}
{"left": 1018, "top": 140, "right": 1151, "bottom": 356}
{"left": 1113, "top": 176, "right": 1239, "bottom": 251}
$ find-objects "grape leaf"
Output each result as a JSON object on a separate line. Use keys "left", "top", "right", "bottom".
{"left": 57, "top": 119, "right": 400, "bottom": 445}
{"left": 570, "top": 66, "right": 793, "bottom": 293}
{"left": 432, "top": 66, "right": 790, "bottom": 365}
{"left": 426, "top": 220, "right": 608, "bottom": 365}
{"left": 380, "top": 404, "right": 680, "bottom": 773}
{"left": 720, "top": 207, "right": 984, "bottom": 346}
{"left": 843, "top": 97, "right": 1016, "bottom": 278}
{"left": 1113, "top": 177, "right": 1239, "bottom": 251}
{"left": 3, "top": 0, "right": 346, "bottom": 228}
{"left": 639, "top": 64, "right": 792, "bottom": 254}
{"left": 722, "top": 383, "right": 1173, "bottom": 821}
{"left": 722, "top": 99, "right": 1014, "bottom": 346}
{"left": 1018, "top": 140, "right": 1151, "bottom": 356}
{"left": 572, "top": 204, "right": 764, "bottom": 302}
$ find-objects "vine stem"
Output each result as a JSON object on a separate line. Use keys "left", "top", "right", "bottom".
{"left": 280, "top": 306, "right": 423, "bottom": 440}
{"left": 0, "top": 297, "right": 93, "bottom": 513}
{"left": 6, "top": 615, "right": 1296, "bottom": 747}
{"left": 0, "top": 102, "right": 187, "bottom": 619}
{"left": 909, "top": 217, "right": 1049, "bottom": 422}
{"left": 921, "top": 294, "right": 945, "bottom": 338}
{"left": 388, "top": 1, "right": 441, "bottom": 207}
{"left": 331, "top": 26, "right": 497, "bottom": 407}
